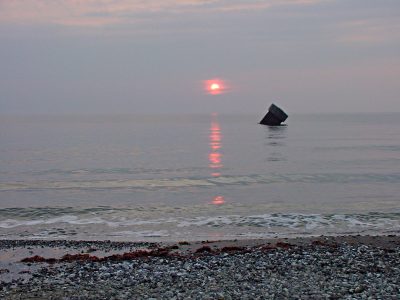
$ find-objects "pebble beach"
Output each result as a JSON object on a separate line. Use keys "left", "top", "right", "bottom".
{"left": 0, "top": 235, "right": 399, "bottom": 299}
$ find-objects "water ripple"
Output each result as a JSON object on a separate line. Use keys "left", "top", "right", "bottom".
{"left": 1, "top": 172, "right": 399, "bottom": 191}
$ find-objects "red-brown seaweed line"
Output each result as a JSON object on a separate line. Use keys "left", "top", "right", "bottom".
{"left": 275, "top": 242, "right": 293, "bottom": 249}
{"left": 20, "top": 242, "right": 324, "bottom": 264}
{"left": 311, "top": 240, "right": 338, "bottom": 248}
{"left": 220, "top": 246, "right": 246, "bottom": 252}
{"left": 21, "top": 247, "right": 173, "bottom": 264}
{"left": 21, "top": 255, "right": 49, "bottom": 263}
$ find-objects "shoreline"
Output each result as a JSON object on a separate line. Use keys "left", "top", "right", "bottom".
{"left": 1, "top": 234, "right": 399, "bottom": 299}
{"left": 1, "top": 234, "right": 399, "bottom": 259}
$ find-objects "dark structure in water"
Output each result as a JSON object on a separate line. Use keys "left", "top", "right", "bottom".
{"left": 259, "top": 104, "right": 288, "bottom": 126}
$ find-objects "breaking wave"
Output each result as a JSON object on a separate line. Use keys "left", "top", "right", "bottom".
{"left": 0, "top": 209, "right": 399, "bottom": 240}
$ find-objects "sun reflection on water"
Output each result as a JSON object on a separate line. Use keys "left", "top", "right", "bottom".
{"left": 209, "top": 113, "right": 225, "bottom": 205}
{"left": 212, "top": 195, "right": 225, "bottom": 205}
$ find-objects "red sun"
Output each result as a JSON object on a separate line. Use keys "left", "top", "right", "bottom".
{"left": 210, "top": 83, "right": 220, "bottom": 91}
{"left": 204, "top": 78, "right": 228, "bottom": 95}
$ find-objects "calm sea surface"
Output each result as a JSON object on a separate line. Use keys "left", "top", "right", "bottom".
{"left": 0, "top": 113, "right": 399, "bottom": 241}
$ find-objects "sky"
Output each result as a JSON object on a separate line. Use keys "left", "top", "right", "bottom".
{"left": 0, "top": 0, "right": 399, "bottom": 114}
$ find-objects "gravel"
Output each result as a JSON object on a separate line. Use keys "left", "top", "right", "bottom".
{"left": 1, "top": 240, "right": 399, "bottom": 299}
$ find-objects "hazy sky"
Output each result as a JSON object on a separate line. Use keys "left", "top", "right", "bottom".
{"left": 1, "top": 0, "right": 399, "bottom": 114}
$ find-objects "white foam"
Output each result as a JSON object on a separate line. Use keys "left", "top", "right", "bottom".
{"left": 0, "top": 219, "right": 44, "bottom": 228}
{"left": 110, "top": 230, "right": 170, "bottom": 237}
{"left": 0, "top": 212, "right": 399, "bottom": 238}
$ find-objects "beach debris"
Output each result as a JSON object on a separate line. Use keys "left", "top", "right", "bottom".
{"left": 276, "top": 242, "right": 293, "bottom": 249}
{"left": 167, "top": 245, "right": 179, "bottom": 250}
{"left": 220, "top": 246, "right": 245, "bottom": 253}
{"left": 178, "top": 241, "right": 191, "bottom": 245}
{"left": 201, "top": 240, "right": 217, "bottom": 244}
{"left": 259, "top": 103, "right": 288, "bottom": 126}
{"left": 86, "top": 247, "right": 97, "bottom": 253}
{"left": 195, "top": 246, "right": 213, "bottom": 253}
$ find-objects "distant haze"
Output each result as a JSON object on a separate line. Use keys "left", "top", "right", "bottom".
{"left": 1, "top": 0, "right": 399, "bottom": 114}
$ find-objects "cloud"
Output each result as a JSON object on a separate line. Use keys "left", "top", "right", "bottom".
{"left": 337, "top": 18, "right": 400, "bottom": 44}
{"left": 0, "top": 0, "right": 325, "bottom": 27}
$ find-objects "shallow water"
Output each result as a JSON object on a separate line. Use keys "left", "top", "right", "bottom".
{"left": 0, "top": 113, "right": 399, "bottom": 240}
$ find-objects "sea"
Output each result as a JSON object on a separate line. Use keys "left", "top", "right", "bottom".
{"left": 0, "top": 113, "right": 399, "bottom": 241}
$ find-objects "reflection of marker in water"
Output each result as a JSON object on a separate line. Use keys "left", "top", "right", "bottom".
{"left": 259, "top": 104, "right": 288, "bottom": 126}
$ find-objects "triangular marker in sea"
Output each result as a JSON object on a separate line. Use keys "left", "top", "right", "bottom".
{"left": 259, "top": 104, "right": 288, "bottom": 126}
